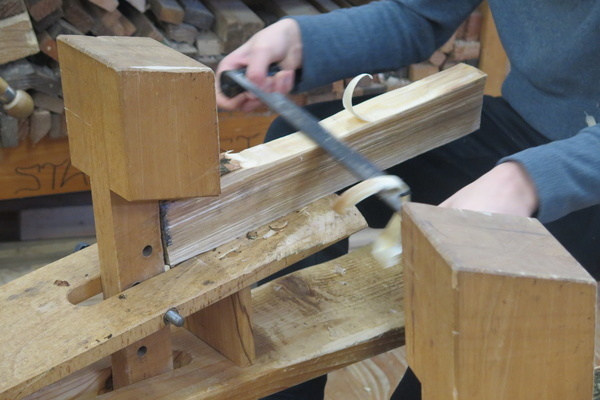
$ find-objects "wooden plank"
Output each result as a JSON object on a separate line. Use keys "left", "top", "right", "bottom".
{"left": 162, "top": 21, "right": 198, "bottom": 44}
{"left": 203, "top": 0, "right": 264, "bottom": 53}
{"left": 179, "top": 0, "right": 214, "bottom": 30}
{"left": 120, "top": 1, "right": 167, "bottom": 43}
{"left": 163, "top": 64, "right": 486, "bottom": 265}
{"left": 148, "top": 0, "right": 184, "bottom": 24}
{"left": 479, "top": 1, "right": 508, "bottom": 96}
{"left": 86, "top": 0, "right": 118, "bottom": 12}
{"left": 402, "top": 203, "right": 596, "bottom": 400}
{"left": 20, "top": 239, "right": 401, "bottom": 400}
{"left": 62, "top": 0, "right": 95, "bottom": 33}
{"left": 0, "top": 195, "right": 366, "bottom": 399}
{"left": 0, "top": 0, "right": 27, "bottom": 18}
{"left": 261, "top": 0, "right": 321, "bottom": 17}
{"left": 186, "top": 286, "right": 255, "bottom": 367}
{"left": 58, "top": 36, "right": 220, "bottom": 201}
{"left": 24, "top": 0, "right": 62, "bottom": 21}
{"left": 87, "top": 6, "right": 136, "bottom": 36}
{"left": 0, "top": 11, "right": 40, "bottom": 65}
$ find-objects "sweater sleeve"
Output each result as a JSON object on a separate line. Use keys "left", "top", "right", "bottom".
{"left": 501, "top": 124, "right": 600, "bottom": 223}
{"left": 290, "top": 0, "right": 482, "bottom": 92}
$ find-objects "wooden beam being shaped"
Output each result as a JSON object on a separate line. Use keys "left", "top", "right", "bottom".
{"left": 402, "top": 203, "right": 596, "bottom": 400}
{"left": 163, "top": 64, "right": 487, "bottom": 266}
{"left": 0, "top": 195, "right": 365, "bottom": 399}
{"left": 22, "top": 243, "right": 402, "bottom": 400}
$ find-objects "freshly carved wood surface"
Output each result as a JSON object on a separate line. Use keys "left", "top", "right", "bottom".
{"left": 0, "top": 195, "right": 365, "bottom": 399}
{"left": 402, "top": 203, "right": 596, "bottom": 400}
{"left": 163, "top": 64, "right": 487, "bottom": 265}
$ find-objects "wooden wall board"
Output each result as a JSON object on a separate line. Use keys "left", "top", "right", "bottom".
{"left": 163, "top": 64, "right": 486, "bottom": 265}
{"left": 0, "top": 195, "right": 365, "bottom": 399}
{"left": 0, "top": 138, "right": 90, "bottom": 200}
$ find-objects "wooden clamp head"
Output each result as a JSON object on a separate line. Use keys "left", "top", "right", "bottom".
{"left": 57, "top": 35, "right": 220, "bottom": 201}
{"left": 57, "top": 36, "right": 221, "bottom": 388}
{"left": 402, "top": 203, "right": 597, "bottom": 400}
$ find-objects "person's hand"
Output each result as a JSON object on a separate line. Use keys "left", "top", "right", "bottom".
{"left": 439, "top": 161, "right": 539, "bottom": 217}
{"left": 215, "top": 19, "right": 303, "bottom": 112}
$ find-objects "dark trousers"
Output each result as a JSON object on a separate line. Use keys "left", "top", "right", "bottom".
{"left": 260, "top": 96, "right": 600, "bottom": 400}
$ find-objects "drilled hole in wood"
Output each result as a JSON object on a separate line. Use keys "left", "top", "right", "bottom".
{"left": 142, "top": 245, "right": 153, "bottom": 257}
{"left": 137, "top": 346, "right": 147, "bottom": 357}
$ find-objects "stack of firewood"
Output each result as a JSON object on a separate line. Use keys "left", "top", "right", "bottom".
{"left": 0, "top": 0, "right": 481, "bottom": 150}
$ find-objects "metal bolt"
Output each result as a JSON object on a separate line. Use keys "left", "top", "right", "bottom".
{"left": 163, "top": 308, "right": 185, "bottom": 327}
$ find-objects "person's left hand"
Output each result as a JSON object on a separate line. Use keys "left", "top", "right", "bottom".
{"left": 439, "top": 161, "right": 539, "bottom": 217}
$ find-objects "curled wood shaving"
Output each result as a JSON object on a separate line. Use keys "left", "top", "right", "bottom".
{"left": 335, "top": 175, "right": 405, "bottom": 268}
{"left": 343, "top": 73, "right": 376, "bottom": 122}
{"left": 334, "top": 175, "right": 405, "bottom": 214}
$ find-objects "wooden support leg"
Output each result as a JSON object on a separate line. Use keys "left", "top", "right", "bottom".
{"left": 58, "top": 36, "right": 220, "bottom": 388}
{"left": 187, "top": 287, "right": 255, "bottom": 367}
{"left": 91, "top": 186, "right": 174, "bottom": 388}
{"left": 402, "top": 203, "right": 596, "bottom": 400}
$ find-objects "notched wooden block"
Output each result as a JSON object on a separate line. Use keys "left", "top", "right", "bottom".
{"left": 57, "top": 35, "right": 220, "bottom": 201}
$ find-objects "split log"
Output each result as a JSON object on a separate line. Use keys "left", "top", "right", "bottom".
{"left": 31, "top": 6, "right": 63, "bottom": 30}
{"left": 88, "top": 5, "right": 136, "bottom": 36}
{"left": 24, "top": 0, "right": 62, "bottom": 22}
{"left": 86, "top": 0, "right": 118, "bottom": 13}
{"left": 0, "top": 59, "right": 60, "bottom": 96}
{"left": 203, "top": 0, "right": 264, "bottom": 53}
{"left": 62, "top": 0, "right": 94, "bottom": 32}
{"left": 48, "top": 112, "right": 67, "bottom": 139}
{"left": 29, "top": 108, "right": 52, "bottom": 144}
{"left": 147, "top": 0, "right": 184, "bottom": 24}
{"left": 179, "top": 0, "right": 214, "bottom": 30}
{"left": 120, "top": 1, "right": 167, "bottom": 42}
{"left": 162, "top": 21, "right": 198, "bottom": 44}
{"left": 162, "top": 64, "right": 486, "bottom": 265}
{"left": 260, "top": 0, "right": 320, "bottom": 17}
{"left": 195, "top": 30, "right": 222, "bottom": 56}
{"left": 31, "top": 91, "right": 64, "bottom": 114}
{"left": 0, "top": 114, "right": 20, "bottom": 148}
{"left": 0, "top": 2, "right": 40, "bottom": 65}
{"left": 0, "top": 0, "right": 28, "bottom": 18}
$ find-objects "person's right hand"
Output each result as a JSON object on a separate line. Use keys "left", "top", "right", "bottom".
{"left": 215, "top": 19, "right": 303, "bottom": 112}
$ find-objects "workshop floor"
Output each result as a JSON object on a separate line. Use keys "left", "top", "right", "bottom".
{"left": 0, "top": 229, "right": 406, "bottom": 400}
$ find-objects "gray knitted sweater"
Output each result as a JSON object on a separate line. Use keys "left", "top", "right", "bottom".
{"left": 291, "top": 0, "right": 600, "bottom": 222}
